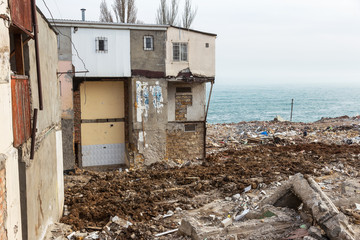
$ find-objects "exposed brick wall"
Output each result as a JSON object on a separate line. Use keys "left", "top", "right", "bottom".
{"left": 0, "top": 168, "right": 7, "bottom": 240}
{"left": 73, "top": 90, "right": 81, "bottom": 144}
{"left": 166, "top": 123, "right": 204, "bottom": 160}
{"left": 175, "top": 94, "right": 192, "bottom": 121}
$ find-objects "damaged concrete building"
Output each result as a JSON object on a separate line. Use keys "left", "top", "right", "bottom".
{"left": 0, "top": 2, "right": 63, "bottom": 240}
{"left": 52, "top": 19, "right": 216, "bottom": 169}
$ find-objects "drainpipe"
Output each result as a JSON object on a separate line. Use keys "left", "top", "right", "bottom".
{"left": 31, "top": 0, "right": 43, "bottom": 110}
{"left": 203, "top": 80, "right": 214, "bottom": 160}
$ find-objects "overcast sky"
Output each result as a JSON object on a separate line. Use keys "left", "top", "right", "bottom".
{"left": 37, "top": 0, "right": 360, "bottom": 86}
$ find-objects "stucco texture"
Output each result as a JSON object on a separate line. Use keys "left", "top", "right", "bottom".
{"left": 166, "top": 27, "right": 216, "bottom": 77}
{"left": 130, "top": 30, "right": 166, "bottom": 74}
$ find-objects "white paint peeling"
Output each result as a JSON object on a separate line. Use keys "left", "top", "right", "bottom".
{"left": 150, "top": 82, "right": 164, "bottom": 114}
{"left": 136, "top": 81, "right": 149, "bottom": 122}
{"left": 138, "top": 131, "right": 146, "bottom": 142}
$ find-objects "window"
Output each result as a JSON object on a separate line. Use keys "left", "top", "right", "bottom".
{"left": 173, "top": 42, "right": 188, "bottom": 62}
{"left": 205, "top": 43, "right": 209, "bottom": 48}
{"left": 144, "top": 36, "right": 153, "bottom": 50}
{"left": 185, "top": 124, "right": 196, "bottom": 132}
{"left": 95, "top": 37, "right": 108, "bottom": 53}
{"left": 176, "top": 87, "right": 191, "bottom": 93}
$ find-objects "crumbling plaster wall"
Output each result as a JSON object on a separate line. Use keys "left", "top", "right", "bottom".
{"left": 59, "top": 61, "right": 75, "bottom": 170}
{"left": 165, "top": 27, "right": 216, "bottom": 77}
{"left": 130, "top": 29, "right": 166, "bottom": 74}
{"left": 168, "top": 82, "right": 206, "bottom": 122}
{"left": 130, "top": 77, "right": 168, "bottom": 166}
{"left": 0, "top": 2, "right": 22, "bottom": 240}
{"left": 23, "top": 11, "right": 63, "bottom": 240}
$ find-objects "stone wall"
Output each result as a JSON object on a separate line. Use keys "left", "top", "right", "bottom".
{"left": 0, "top": 167, "right": 7, "bottom": 240}
{"left": 175, "top": 94, "right": 192, "bottom": 121}
{"left": 166, "top": 122, "right": 204, "bottom": 161}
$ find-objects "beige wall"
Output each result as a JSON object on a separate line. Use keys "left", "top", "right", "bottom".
{"left": 81, "top": 122, "right": 125, "bottom": 145}
{"left": 165, "top": 27, "right": 216, "bottom": 77}
{"left": 25, "top": 11, "right": 63, "bottom": 240}
{"left": 28, "top": 14, "right": 61, "bottom": 133}
{"left": 168, "top": 82, "right": 206, "bottom": 122}
{"left": 80, "top": 81, "right": 125, "bottom": 119}
{"left": 59, "top": 61, "right": 73, "bottom": 119}
{"left": 0, "top": 2, "right": 23, "bottom": 240}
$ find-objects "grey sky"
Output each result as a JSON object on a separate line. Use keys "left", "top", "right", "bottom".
{"left": 38, "top": 0, "right": 360, "bottom": 86}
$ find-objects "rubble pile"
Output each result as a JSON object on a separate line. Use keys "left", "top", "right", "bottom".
{"left": 45, "top": 116, "right": 360, "bottom": 240}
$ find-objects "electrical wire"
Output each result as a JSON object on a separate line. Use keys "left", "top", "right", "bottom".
{"left": 41, "top": 0, "right": 89, "bottom": 73}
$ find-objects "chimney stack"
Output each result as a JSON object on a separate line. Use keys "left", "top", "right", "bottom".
{"left": 81, "top": 8, "right": 86, "bottom": 21}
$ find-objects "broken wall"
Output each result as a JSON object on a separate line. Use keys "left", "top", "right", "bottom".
{"left": 130, "top": 77, "right": 168, "bottom": 166}
{"left": 0, "top": 2, "right": 23, "bottom": 239}
{"left": 21, "top": 11, "right": 63, "bottom": 240}
{"left": 166, "top": 122, "right": 204, "bottom": 160}
{"left": 130, "top": 29, "right": 166, "bottom": 76}
{"left": 168, "top": 82, "right": 206, "bottom": 122}
{"left": 165, "top": 27, "right": 216, "bottom": 77}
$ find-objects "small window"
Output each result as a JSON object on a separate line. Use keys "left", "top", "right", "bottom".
{"left": 205, "top": 43, "right": 209, "bottom": 48}
{"left": 144, "top": 36, "right": 154, "bottom": 50}
{"left": 95, "top": 37, "right": 108, "bottom": 53}
{"left": 185, "top": 124, "right": 196, "bottom": 132}
{"left": 176, "top": 87, "right": 191, "bottom": 93}
{"left": 173, "top": 42, "right": 188, "bottom": 62}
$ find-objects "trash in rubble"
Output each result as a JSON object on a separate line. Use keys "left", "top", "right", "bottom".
{"left": 274, "top": 115, "right": 285, "bottom": 122}
{"left": 67, "top": 232, "right": 75, "bottom": 240}
{"left": 260, "top": 131, "right": 268, "bottom": 136}
{"left": 154, "top": 229, "right": 178, "bottom": 237}
{"left": 232, "top": 193, "right": 241, "bottom": 201}
{"left": 163, "top": 210, "right": 174, "bottom": 218}
{"left": 354, "top": 203, "right": 360, "bottom": 211}
{"left": 260, "top": 210, "right": 276, "bottom": 219}
{"left": 221, "top": 217, "right": 233, "bottom": 227}
{"left": 244, "top": 185, "right": 252, "bottom": 193}
{"left": 112, "top": 216, "right": 132, "bottom": 228}
{"left": 84, "top": 232, "right": 99, "bottom": 240}
{"left": 234, "top": 209, "right": 250, "bottom": 221}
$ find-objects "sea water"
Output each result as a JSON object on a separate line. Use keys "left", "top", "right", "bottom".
{"left": 206, "top": 84, "right": 360, "bottom": 124}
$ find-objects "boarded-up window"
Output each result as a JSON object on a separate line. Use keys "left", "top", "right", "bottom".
{"left": 11, "top": 75, "right": 31, "bottom": 147}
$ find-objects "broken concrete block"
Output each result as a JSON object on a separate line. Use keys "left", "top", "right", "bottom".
{"left": 232, "top": 193, "right": 241, "bottom": 201}
{"left": 221, "top": 217, "right": 233, "bottom": 227}
{"left": 261, "top": 173, "right": 355, "bottom": 240}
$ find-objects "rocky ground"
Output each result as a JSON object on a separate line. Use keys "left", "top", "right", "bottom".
{"left": 45, "top": 116, "right": 360, "bottom": 240}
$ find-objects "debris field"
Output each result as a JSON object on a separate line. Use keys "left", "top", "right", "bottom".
{"left": 51, "top": 116, "right": 360, "bottom": 240}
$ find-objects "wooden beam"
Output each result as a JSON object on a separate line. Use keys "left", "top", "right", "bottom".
{"left": 14, "top": 34, "right": 25, "bottom": 75}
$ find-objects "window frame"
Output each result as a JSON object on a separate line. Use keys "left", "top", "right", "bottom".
{"left": 95, "top": 37, "right": 108, "bottom": 53}
{"left": 143, "top": 35, "right": 154, "bottom": 51}
{"left": 173, "top": 42, "right": 188, "bottom": 62}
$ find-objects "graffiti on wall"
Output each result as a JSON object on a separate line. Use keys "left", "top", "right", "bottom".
{"left": 150, "top": 81, "right": 164, "bottom": 114}
{"left": 136, "top": 81, "right": 163, "bottom": 122}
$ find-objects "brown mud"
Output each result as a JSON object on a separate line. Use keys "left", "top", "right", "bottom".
{"left": 61, "top": 140, "right": 360, "bottom": 239}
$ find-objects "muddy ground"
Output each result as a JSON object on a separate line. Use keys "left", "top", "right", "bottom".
{"left": 59, "top": 116, "right": 360, "bottom": 239}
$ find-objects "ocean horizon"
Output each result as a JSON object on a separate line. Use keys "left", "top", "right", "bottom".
{"left": 206, "top": 83, "right": 360, "bottom": 124}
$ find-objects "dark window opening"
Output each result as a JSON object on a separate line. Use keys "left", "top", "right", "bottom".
{"left": 98, "top": 40, "right": 105, "bottom": 51}
{"left": 95, "top": 37, "right": 108, "bottom": 53}
{"left": 144, "top": 36, "right": 154, "bottom": 50}
{"left": 185, "top": 124, "right": 196, "bottom": 132}
{"left": 176, "top": 87, "right": 192, "bottom": 93}
{"left": 205, "top": 43, "right": 209, "bottom": 48}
